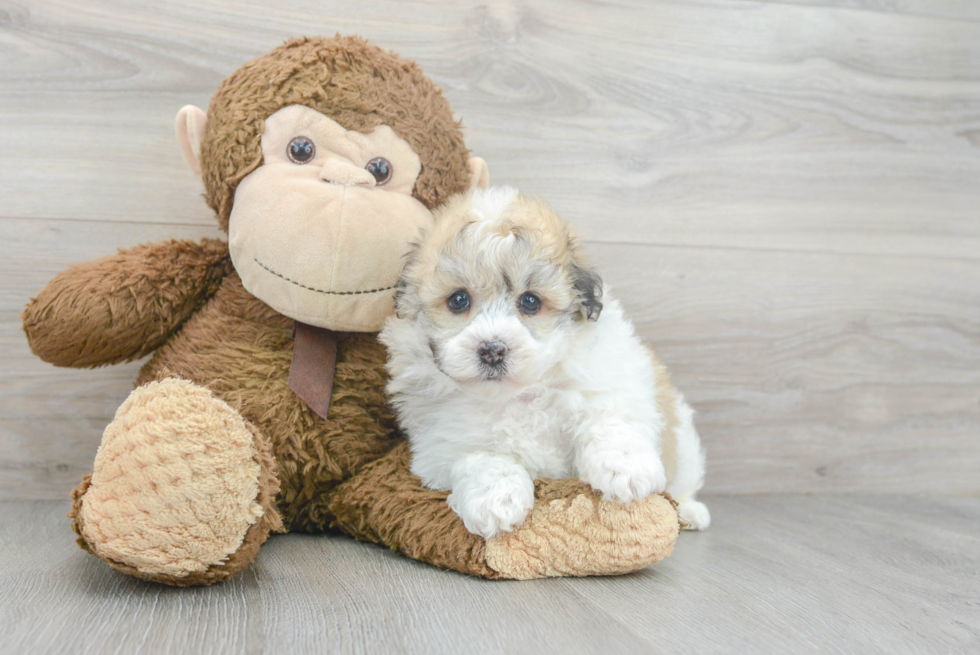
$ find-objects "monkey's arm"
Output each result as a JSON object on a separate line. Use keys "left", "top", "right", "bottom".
{"left": 24, "top": 238, "right": 232, "bottom": 368}
{"left": 329, "top": 442, "right": 679, "bottom": 579}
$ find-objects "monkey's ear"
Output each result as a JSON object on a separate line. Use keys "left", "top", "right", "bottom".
{"left": 175, "top": 105, "right": 208, "bottom": 178}
{"left": 571, "top": 262, "right": 603, "bottom": 322}
{"left": 467, "top": 157, "right": 490, "bottom": 190}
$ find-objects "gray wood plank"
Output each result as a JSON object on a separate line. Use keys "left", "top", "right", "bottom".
{"left": 2, "top": 0, "right": 980, "bottom": 498}
{"left": 0, "top": 1, "right": 977, "bottom": 258}
{"left": 597, "top": 240, "right": 980, "bottom": 495}
{"left": 1, "top": 496, "right": 977, "bottom": 654}
{"left": 554, "top": 494, "right": 980, "bottom": 653}
{"left": 4, "top": 218, "right": 978, "bottom": 498}
{"left": 0, "top": 219, "right": 222, "bottom": 500}
{"left": 754, "top": 0, "right": 980, "bottom": 22}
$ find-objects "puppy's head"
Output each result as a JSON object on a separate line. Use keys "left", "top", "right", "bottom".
{"left": 395, "top": 187, "right": 603, "bottom": 389}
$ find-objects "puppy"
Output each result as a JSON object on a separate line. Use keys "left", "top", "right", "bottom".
{"left": 380, "top": 187, "right": 710, "bottom": 539}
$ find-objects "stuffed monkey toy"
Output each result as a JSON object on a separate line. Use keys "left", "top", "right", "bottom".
{"left": 23, "top": 36, "right": 680, "bottom": 586}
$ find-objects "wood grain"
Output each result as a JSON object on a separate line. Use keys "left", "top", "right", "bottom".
{"left": 2, "top": 0, "right": 979, "bottom": 498}
{"left": 2, "top": 496, "right": 977, "bottom": 653}
{"left": 598, "top": 241, "right": 980, "bottom": 494}
{"left": 757, "top": 0, "right": 980, "bottom": 22}
{"left": 4, "top": 218, "right": 979, "bottom": 496}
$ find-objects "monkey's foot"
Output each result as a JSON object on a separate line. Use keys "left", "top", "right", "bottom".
{"left": 484, "top": 479, "right": 680, "bottom": 580}
{"left": 69, "top": 378, "right": 282, "bottom": 586}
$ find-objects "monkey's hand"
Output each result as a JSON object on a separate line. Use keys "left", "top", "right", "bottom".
{"left": 24, "top": 238, "right": 232, "bottom": 368}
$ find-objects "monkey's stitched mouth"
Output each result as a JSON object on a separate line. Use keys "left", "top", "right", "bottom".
{"left": 254, "top": 258, "right": 396, "bottom": 296}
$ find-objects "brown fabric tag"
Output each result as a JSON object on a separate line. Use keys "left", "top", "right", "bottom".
{"left": 288, "top": 321, "right": 339, "bottom": 420}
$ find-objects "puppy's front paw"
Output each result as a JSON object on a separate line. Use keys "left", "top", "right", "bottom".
{"left": 579, "top": 446, "right": 667, "bottom": 504}
{"left": 448, "top": 473, "right": 535, "bottom": 540}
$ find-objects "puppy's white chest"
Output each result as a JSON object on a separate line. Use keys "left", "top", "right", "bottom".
{"left": 485, "top": 388, "right": 576, "bottom": 479}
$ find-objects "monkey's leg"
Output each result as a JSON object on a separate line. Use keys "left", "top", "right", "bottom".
{"left": 68, "top": 378, "right": 282, "bottom": 586}
{"left": 329, "top": 442, "right": 680, "bottom": 579}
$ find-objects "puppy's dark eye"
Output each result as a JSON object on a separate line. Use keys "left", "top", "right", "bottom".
{"left": 287, "top": 136, "right": 316, "bottom": 164}
{"left": 447, "top": 289, "right": 471, "bottom": 314}
{"left": 519, "top": 292, "right": 541, "bottom": 315}
{"left": 366, "top": 157, "right": 392, "bottom": 185}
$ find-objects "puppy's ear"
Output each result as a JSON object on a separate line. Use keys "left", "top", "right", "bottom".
{"left": 394, "top": 244, "right": 423, "bottom": 321}
{"left": 394, "top": 280, "right": 425, "bottom": 321}
{"left": 571, "top": 261, "right": 603, "bottom": 322}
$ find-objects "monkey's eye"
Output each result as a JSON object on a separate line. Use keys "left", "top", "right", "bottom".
{"left": 287, "top": 136, "right": 316, "bottom": 164}
{"left": 447, "top": 289, "right": 471, "bottom": 314}
{"left": 519, "top": 292, "right": 542, "bottom": 315}
{"left": 366, "top": 157, "right": 392, "bottom": 185}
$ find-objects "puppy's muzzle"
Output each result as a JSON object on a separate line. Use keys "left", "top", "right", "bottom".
{"left": 477, "top": 341, "right": 507, "bottom": 368}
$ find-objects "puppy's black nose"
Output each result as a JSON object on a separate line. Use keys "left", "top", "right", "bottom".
{"left": 478, "top": 341, "right": 507, "bottom": 367}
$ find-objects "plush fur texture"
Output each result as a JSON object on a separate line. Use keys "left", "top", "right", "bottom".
{"left": 76, "top": 379, "right": 280, "bottom": 577}
{"left": 227, "top": 104, "right": 438, "bottom": 332}
{"left": 329, "top": 442, "right": 680, "bottom": 579}
{"left": 24, "top": 36, "right": 683, "bottom": 585}
{"left": 137, "top": 274, "right": 400, "bottom": 533}
{"left": 23, "top": 238, "right": 232, "bottom": 368}
{"left": 201, "top": 35, "right": 472, "bottom": 230}
{"left": 484, "top": 479, "right": 681, "bottom": 579}
{"left": 67, "top": 395, "right": 283, "bottom": 587}
{"left": 382, "top": 189, "right": 709, "bottom": 538}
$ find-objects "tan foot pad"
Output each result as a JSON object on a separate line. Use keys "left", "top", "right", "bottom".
{"left": 485, "top": 479, "right": 680, "bottom": 580}
{"left": 76, "top": 379, "right": 266, "bottom": 578}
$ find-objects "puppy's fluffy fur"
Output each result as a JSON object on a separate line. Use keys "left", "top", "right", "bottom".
{"left": 380, "top": 187, "right": 709, "bottom": 539}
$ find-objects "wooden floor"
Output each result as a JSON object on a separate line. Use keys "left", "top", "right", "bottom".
{"left": 2, "top": 495, "right": 977, "bottom": 654}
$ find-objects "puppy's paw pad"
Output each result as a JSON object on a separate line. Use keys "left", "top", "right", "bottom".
{"left": 581, "top": 449, "right": 667, "bottom": 503}
{"left": 678, "top": 499, "right": 711, "bottom": 530}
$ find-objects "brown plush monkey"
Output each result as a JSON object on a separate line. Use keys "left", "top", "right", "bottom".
{"left": 23, "top": 36, "right": 679, "bottom": 586}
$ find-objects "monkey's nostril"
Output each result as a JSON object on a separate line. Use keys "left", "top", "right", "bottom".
{"left": 319, "top": 161, "right": 376, "bottom": 187}
{"left": 478, "top": 341, "right": 507, "bottom": 367}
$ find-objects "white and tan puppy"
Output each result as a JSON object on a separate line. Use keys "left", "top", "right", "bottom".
{"left": 380, "top": 187, "right": 710, "bottom": 539}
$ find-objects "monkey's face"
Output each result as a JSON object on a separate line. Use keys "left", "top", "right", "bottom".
{"left": 224, "top": 105, "right": 434, "bottom": 331}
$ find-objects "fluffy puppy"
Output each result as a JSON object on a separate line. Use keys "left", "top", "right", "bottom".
{"left": 380, "top": 187, "right": 709, "bottom": 539}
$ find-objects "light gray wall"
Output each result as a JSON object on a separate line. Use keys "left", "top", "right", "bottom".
{"left": 2, "top": 0, "right": 978, "bottom": 499}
